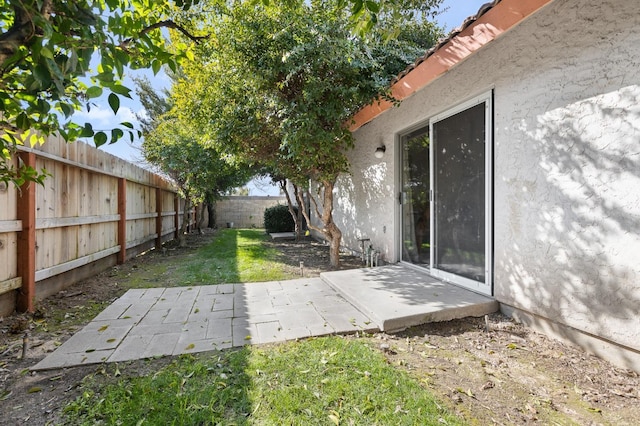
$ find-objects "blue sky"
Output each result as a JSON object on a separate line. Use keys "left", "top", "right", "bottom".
{"left": 89, "top": 0, "right": 487, "bottom": 193}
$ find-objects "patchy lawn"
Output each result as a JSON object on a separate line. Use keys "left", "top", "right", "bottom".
{"left": 63, "top": 337, "right": 460, "bottom": 425}
{"left": 1, "top": 229, "right": 638, "bottom": 425}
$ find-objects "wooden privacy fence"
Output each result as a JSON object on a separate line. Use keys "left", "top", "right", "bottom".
{"left": 0, "top": 136, "right": 190, "bottom": 316}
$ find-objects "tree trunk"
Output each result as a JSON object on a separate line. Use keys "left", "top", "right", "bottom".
{"left": 322, "top": 182, "right": 341, "bottom": 268}
{"left": 296, "top": 180, "right": 341, "bottom": 268}
{"left": 207, "top": 201, "right": 215, "bottom": 228}
{"left": 203, "top": 191, "right": 215, "bottom": 229}
{"left": 280, "top": 180, "right": 303, "bottom": 241}
{"left": 326, "top": 220, "right": 342, "bottom": 268}
{"left": 191, "top": 204, "right": 202, "bottom": 232}
{"left": 297, "top": 201, "right": 305, "bottom": 237}
{"left": 178, "top": 198, "right": 192, "bottom": 247}
{"left": 196, "top": 202, "right": 207, "bottom": 235}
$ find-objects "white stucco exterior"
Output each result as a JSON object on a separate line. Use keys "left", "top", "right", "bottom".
{"left": 332, "top": 0, "right": 640, "bottom": 368}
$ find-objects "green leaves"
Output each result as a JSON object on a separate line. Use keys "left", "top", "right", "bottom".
{"left": 94, "top": 132, "right": 108, "bottom": 147}
{"left": 108, "top": 93, "right": 120, "bottom": 114}
{"left": 0, "top": 0, "right": 200, "bottom": 188}
{"left": 71, "top": 121, "right": 135, "bottom": 148}
{"left": 352, "top": 0, "right": 364, "bottom": 14}
{"left": 86, "top": 86, "right": 104, "bottom": 99}
{"left": 365, "top": 1, "right": 380, "bottom": 14}
{"left": 15, "top": 113, "right": 30, "bottom": 131}
{"left": 80, "top": 123, "right": 94, "bottom": 138}
{"left": 33, "top": 63, "right": 52, "bottom": 88}
{"left": 152, "top": 59, "right": 162, "bottom": 75}
{"left": 111, "top": 128, "right": 124, "bottom": 144}
{"left": 59, "top": 102, "right": 74, "bottom": 118}
{"left": 142, "top": 114, "right": 252, "bottom": 207}
{"left": 109, "top": 84, "right": 132, "bottom": 98}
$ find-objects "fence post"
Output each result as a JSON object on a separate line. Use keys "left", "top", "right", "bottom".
{"left": 117, "top": 178, "right": 127, "bottom": 264}
{"left": 174, "top": 195, "right": 179, "bottom": 239}
{"left": 156, "top": 188, "right": 162, "bottom": 249}
{"left": 16, "top": 152, "right": 36, "bottom": 312}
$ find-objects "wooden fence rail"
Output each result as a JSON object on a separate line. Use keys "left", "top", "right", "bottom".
{"left": 0, "top": 136, "right": 190, "bottom": 316}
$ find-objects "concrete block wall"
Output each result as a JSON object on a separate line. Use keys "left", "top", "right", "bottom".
{"left": 215, "top": 196, "right": 287, "bottom": 228}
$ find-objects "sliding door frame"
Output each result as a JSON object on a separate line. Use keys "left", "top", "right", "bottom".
{"left": 428, "top": 91, "right": 493, "bottom": 295}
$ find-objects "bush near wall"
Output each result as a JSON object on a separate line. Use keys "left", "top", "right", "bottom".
{"left": 264, "top": 204, "right": 296, "bottom": 233}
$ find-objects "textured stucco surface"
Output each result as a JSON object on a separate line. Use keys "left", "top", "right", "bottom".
{"left": 335, "top": 0, "right": 640, "bottom": 354}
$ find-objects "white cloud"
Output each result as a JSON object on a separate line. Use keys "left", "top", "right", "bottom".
{"left": 136, "top": 108, "right": 150, "bottom": 122}
{"left": 75, "top": 105, "right": 139, "bottom": 129}
{"left": 74, "top": 103, "right": 146, "bottom": 164}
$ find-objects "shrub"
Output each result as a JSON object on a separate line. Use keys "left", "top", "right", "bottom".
{"left": 264, "top": 204, "right": 296, "bottom": 233}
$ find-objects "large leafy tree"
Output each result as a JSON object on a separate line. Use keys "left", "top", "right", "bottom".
{"left": 135, "top": 75, "right": 252, "bottom": 245}
{"left": 133, "top": 75, "right": 172, "bottom": 135}
{"left": 0, "top": 0, "right": 441, "bottom": 188}
{"left": 0, "top": 0, "right": 205, "bottom": 187}
{"left": 172, "top": 0, "right": 442, "bottom": 266}
{"left": 143, "top": 115, "right": 252, "bottom": 246}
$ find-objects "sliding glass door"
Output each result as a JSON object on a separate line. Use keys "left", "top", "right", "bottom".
{"left": 400, "top": 128, "right": 430, "bottom": 266}
{"left": 399, "top": 92, "right": 492, "bottom": 295}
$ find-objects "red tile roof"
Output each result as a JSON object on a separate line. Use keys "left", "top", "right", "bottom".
{"left": 391, "top": 1, "right": 501, "bottom": 85}
{"left": 349, "top": 0, "right": 554, "bottom": 131}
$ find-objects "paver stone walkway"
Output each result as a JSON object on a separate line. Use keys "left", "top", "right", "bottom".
{"left": 32, "top": 278, "right": 374, "bottom": 370}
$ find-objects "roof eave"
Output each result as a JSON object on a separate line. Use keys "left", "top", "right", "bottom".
{"left": 349, "top": 0, "right": 555, "bottom": 132}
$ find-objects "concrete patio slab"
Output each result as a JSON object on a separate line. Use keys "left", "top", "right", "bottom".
{"left": 321, "top": 265, "right": 499, "bottom": 332}
{"left": 32, "top": 265, "right": 498, "bottom": 371}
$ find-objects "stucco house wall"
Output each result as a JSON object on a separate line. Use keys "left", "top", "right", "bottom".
{"left": 332, "top": 0, "right": 640, "bottom": 369}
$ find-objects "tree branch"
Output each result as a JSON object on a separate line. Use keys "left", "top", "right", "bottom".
{"left": 121, "top": 20, "right": 209, "bottom": 49}
{"left": 296, "top": 186, "right": 325, "bottom": 235}
{"left": 0, "top": 2, "right": 39, "bottom": 66}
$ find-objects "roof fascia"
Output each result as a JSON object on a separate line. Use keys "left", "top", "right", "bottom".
{"left": 349, "top": 0, "right": 555, "bottom": 132}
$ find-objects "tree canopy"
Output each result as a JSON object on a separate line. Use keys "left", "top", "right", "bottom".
{"left": 168, "top": 0, "right": 443, "bottom": 265}
{"left": 142, "top": 114, "right": 252, "bottom": 204}
{"left": 135, "top": 74, "right": 252, "bottom": 244}
{"left": 0, "top": 0, "right": 443, "bottom": 189}
{"left": 1, "top": 0, "right": 443, "bottom": 264}
{"left": 0, "top": 0, "right": 204, "bottom": 187}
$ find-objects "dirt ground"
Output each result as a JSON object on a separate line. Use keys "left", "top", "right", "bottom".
{"left": 0, "top": 231, "right": 638, "bottom": 425}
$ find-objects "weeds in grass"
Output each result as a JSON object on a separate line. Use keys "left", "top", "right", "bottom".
{"left": 34, "top": 300, "right": 112, "bottom": 334}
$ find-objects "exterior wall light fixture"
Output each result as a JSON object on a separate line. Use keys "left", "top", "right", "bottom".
{"left": 374, "top": 145, "right": 386, "bottom": 159}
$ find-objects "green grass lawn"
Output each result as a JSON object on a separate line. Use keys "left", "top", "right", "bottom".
{"left": 63, "top": 337, "right": 461, "bottom": 425}
{"left": 173, "top": 229, "right": 299, "bottom": 284}
{"left": 121, "top": 229, "right": 300, "bottom": 289}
